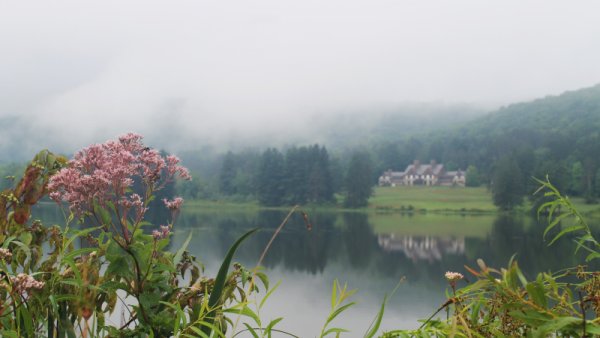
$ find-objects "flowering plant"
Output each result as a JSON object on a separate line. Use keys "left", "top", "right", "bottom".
{"left": 0, "top": 135, "right": 264, "bottom": 337}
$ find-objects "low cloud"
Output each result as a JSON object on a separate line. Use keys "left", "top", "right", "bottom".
{"left": 1, "top": 0, "right": 599, "bottom": 157}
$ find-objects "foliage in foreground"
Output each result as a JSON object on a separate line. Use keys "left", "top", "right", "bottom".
{"left": 385, "top": 177, "right": 600, "bottom": 337}
{"left": 0, "top": 135, "right": 280, "bottom": 337}
{"left": 3, "top": 134, "right": 600, "bottom": 338}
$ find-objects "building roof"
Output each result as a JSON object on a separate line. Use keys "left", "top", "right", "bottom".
{"left": 404, "top": 163, "right": 444, "bottom": 176}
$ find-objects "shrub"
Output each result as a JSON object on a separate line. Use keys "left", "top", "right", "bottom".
{"left": 385, "top": 177, "right": 600, "bottom": 337}
{"left": 0, "top": 134, "right": 270, "bottom": 337}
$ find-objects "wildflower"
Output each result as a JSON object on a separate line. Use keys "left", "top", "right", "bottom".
{"left": 10, "top": 273, "right": 45, "bottom": 293}
{"left": 166, "top": 155, "right": 192, "bottom": 180}
{"left": 0, "top": 248, "right": 12, "bottom": 261}
{"left": 152, "top": 225, "right": 171, "bottom": 240}
{"left": 445, "top": 271, "right": 464, "bottom": 290}
{"left": 445, "top": 271, "right": 464, "bottom": 282}
{"left": 163, "top": 197, "right": 184, "bottom": 211}
{"left": 48, "top": 133, "right": 191, "bottom": 216}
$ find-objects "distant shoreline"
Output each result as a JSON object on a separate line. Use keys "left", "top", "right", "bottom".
{"left": 183, "top": 186, "right": 600, "bottom": 217}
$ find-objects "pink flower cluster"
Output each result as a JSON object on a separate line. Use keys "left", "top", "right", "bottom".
{"left": 0, "top": 248, "right": 12, "bottom": 261}
{"left": 152, "top": 225, "right": 171, "bottom": 240}
{"left": 48, "top": 133, "right": 191, "bottom": 216}
{"left": 163, "top": 197, "right": 184, "bottom": 211}
{"left": 444, "top": 271, "right": 464, "bottom": 281}
{"left": 10, "top": 273, "right": 45, "bottom": 293}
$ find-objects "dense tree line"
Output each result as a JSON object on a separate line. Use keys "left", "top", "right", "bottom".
{"left": 5, "top": 85, "right": 598, "bottom": 211}
{"left": 176, "top": 144, "right": 374, "bottom": 208}
{"left": 368, "top": 84, "right": 600, "bottom": 209}
{"left": 174, "top": 85, "right": 600, "bottom": 210}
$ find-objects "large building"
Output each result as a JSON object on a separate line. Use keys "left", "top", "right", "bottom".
{"left": 378, "top": 160, "right": 465, "bottom": 187}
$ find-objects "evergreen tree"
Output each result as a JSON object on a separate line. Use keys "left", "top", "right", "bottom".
{"left": 283, "top": 146, "right": 310, "bottom": 204}
{"left": 282, "top": 145, "right": 335, "bottom": 204}
{"left": 219, "top": 151, "right": 237, "bottom": 195}
{"left": 344, "top": 152, "right": 373, "bottom": 208}
{"left": 307, "top": 145, "right": 334, "bottom": 203}
{"left": 256, "top": 149, "right": 286, "bottom": 206}
{"left": 491, "top": 155, "right": 524, "bottom": 211}
{"left": 569, "top": 161, "right": 583, "bottom": 195}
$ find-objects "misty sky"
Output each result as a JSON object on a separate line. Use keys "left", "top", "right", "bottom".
{"left": 1, "top": 1, "right": 600, "bottom": 152}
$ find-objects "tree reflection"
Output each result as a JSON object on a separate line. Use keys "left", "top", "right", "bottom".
{"left": 31, "top": 203, "right": 600, "bottom": 285}
{"left": 342, "top": 212, "right": 376, "bottom": 269}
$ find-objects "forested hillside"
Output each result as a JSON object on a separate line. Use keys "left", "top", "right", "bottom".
{"left": 196, "top": 86, "right": 600, "bottom": 208}
{"left": 3, "top": 85, "right": 600, "bottom": 208}
{"left": 400, "top": 84, "right": 600, "bottom": 199}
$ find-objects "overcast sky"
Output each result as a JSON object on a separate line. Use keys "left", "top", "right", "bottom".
{"left": 1, "top": 1, "right": 600, "bottom": 152}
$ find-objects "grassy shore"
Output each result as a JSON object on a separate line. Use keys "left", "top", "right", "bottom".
{"left": 370, "top": 186, "right": 495, "bottom": 213}
{"left": 183, "top": 186, "right": 600, "bottom": 215}
{"left": 370, "top": 186, "right": 600, "bottom": 215}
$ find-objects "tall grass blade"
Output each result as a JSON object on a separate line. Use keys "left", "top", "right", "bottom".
{"left": 365, "top": 295, "right": 387, "bottom": 338}
{"left": 202, "top": 228, "right": 258, "bottom": 336}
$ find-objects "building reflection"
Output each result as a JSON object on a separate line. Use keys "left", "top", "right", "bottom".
{"left": 377, "top": 234, "right": 465, "bottom": 262}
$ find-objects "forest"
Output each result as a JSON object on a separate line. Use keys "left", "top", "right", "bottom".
{"left": 171, "top": 84, "right": 600, "bottom": 209}
{"left": 3, "top": 84, "right": 600, "bottom": 210}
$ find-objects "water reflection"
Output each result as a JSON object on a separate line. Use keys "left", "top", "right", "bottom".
{"left": 32, "top": 204, "right": 597, "bottom": 282}
{"left": 378, "top": 234, "right": 465, "bottom": 262}
{"left": 30, "top": 203, "right": 599, "bottom": 334}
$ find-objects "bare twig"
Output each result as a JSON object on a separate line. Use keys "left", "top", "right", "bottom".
{"left": 256, "top": 205, "right": 299, "bottom": 268}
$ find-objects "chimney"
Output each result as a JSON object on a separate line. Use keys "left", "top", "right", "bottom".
{"left": 413, "top": 160, "right": 420, "bottom": 167}
{"left": 430, "top": 159, "right": 436, "bottom": 166}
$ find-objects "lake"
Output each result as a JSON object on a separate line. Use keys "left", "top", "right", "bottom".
{"left": 33, "top": 203, "right": 594, "bottom": 336}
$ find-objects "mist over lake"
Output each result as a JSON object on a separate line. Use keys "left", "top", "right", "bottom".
{"left": 3, "top": 1, "right": 600, "bottom": 336}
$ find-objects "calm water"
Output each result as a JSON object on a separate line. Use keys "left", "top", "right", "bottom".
{"left": 33, "top": 203, "right": 594, "bottom": 336}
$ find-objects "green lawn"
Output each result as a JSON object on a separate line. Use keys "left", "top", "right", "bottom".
{"left": 369, "top": 186, "right": 600, "bottom": 215}
{"left": 369, "top": 186, "right": 496, "bottom": 213}
{"left": 182, "top": 186, "right": 600, "bottom": 216}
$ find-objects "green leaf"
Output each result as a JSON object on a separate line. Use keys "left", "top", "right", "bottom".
{"left": 64, "top": 226, "right": 102, "bottom": 250}
{"left": 508, "top": 310, "right": 551, "bottom": 327}
{"left": 224, "top": 305, "right": 261, "bottom": 326}
{"left": 537, "top": 316, "right": 580, "bottom": 334}
{"left": 326, "top": 302, "right": 356, "bottom": 323}
{"left": 255, "top": 271, "right": 269, "bottom": 290}
{"left": 202, "top": 228, "right": 258, "bottom": 336}
{"left": 106, "top": 256, "right": 133, "bottom": 280}
{"left": 549, "top": 225, "right": 585, "bottom": 246}
{"left": 174, "top": 231, "right": 193, "bottom": 266}
{"left": 187, "top": 325, "right": 210, "bottom": 338}
{"left": 11, "top": 240, "right": 31, "bottom": 266}
{"left": 243, "top": 323, "right": 260, "bottom": 338}
{"left": 18, "top": 231, "right": 32, "bottom": 246}
{"left": 194, "top": 321, "right": 226, "bottom": 338}
{"left": 322, "top": 327, "right": 349, "bottom": 336}
{"left": 543, "top": 212, "right": 571, "bottom": 240}
{"left": 63, "top": 247, "right": 96, "bottom": 262}
{"left": 17, "top": 305, "right": 34, "bottom": 336}
{"left": 331, "top": 280, "right": 337, "bottom": 309}
{"left": 265, "top": 317, "right": 284, "bottom": 335}
{"left": 525, "top": 281, "right": 547, "bottom": 308}
{"left": 586, "top": 322, "right": 600, "bottom": 335}
{"left": 139, "top": 292, "right": 161, "bottom": 313}
{"left": 586, "top": 251, "right": 600, "bottom": 261}
{"left": 364, "top": 295, "right": 386, "bottom": 338}
{"left": 470, "top": 300, "right": 483, "bottom": 325}
{"left": 93, "top": 201, "right": 112, "bottom": 225}
{"left": 259, "top": 280, "right": 281, "bottom": 310}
